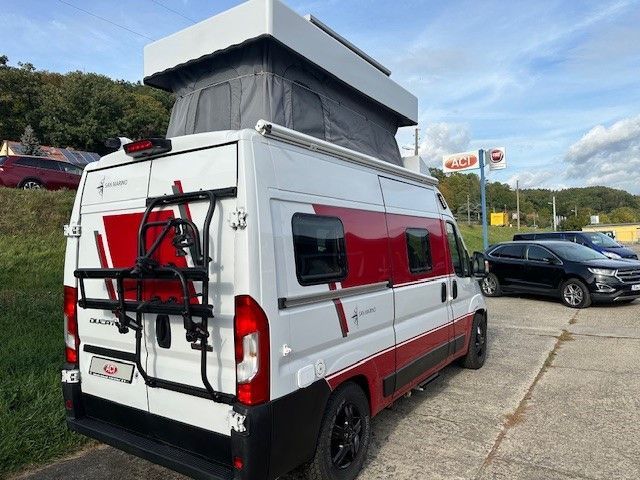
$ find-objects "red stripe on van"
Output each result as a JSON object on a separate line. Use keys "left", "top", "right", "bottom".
{"left": 94, "top": 231, "right": 116, "bottom": 300}
{"left": 329, "top": 282, "right": 349, "bottom": 337}
{"left": 326, "top": 312, "right": 474, "bottom": 415}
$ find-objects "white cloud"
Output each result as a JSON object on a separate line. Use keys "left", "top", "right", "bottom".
{"left": 409, "top": 122, "right": 471, "bottom": 166}
{"left": 564, "top": 115, "right": 640, "bottom": 193}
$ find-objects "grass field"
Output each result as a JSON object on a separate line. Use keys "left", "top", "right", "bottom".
{"left": 0, "top": 188, "right": 87, "bottom": 477}
{"left": 0, "top": 187, "right": 539, "bottom": 476}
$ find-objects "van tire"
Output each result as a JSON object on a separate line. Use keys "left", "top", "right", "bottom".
{"left": 303, "top": 382, "right": 371, "bottom": 480}
{"left": 560, "top": 278, "right": 591, "bottom": 309}
{"left": 481, "top": 273, "right": 501, "bottom": 297}
{"left": 459, "top": 312, "right": 487, "bottom": 370}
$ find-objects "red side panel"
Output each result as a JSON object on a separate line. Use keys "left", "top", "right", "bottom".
{"left": 312, "top": 205, "right": 390, "bottom": 287}
{"left": 386, "top": 214, "right": 450, "bottom": 285}
{"left": 102, "top": 211, "right": 196, "bottom": 302}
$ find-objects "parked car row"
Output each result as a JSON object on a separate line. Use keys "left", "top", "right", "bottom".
{"left": 482, "top": 239, "right": 640, "bottom": 308}
{"left": 513, "top": 231, "right": 638, "bottom": 259}
{"left": 0, "top": 155, "right": 83, "bottom": 190}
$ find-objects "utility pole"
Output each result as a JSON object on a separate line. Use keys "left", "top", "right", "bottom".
{"left": 516, "top": 180, "right": 520, "bottom": 230}
{"left": 467, "top": 194, "right": 471, "bottom": 225}
{"left": 414, "top": 128, "right": 419, "bottom": 156}
{"left": 549, "top": 196, "right": 557, "bottom": 231}
{"left": 479, "top": 149, "right": 488, "bottom": 250}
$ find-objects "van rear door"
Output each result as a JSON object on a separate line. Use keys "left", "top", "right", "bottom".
{"left": 76, "top": 143, "right": 238, "bottom": 435}
{"left": 77, "top": 161, "right": 153, "bottom": 412}
{"left": 144, "top": 144, "right": 237, "bottom": 433}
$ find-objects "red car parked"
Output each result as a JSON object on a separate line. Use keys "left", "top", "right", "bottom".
{"left": 0, "top": 155, "right": 83, "bottom": 190}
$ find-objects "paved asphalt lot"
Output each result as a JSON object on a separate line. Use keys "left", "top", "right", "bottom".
{"left": 15, "top": 294, "right": 640, "bottom": 480}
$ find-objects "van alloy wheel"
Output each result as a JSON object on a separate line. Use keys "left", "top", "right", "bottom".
{"left": 563, "top": 283, "right": 583, "bottom": 307}
{"left": 331, "top": 401, "right": 363, "bottom": 469}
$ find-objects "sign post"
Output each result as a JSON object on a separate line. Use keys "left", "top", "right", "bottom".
{"left": 479, "top": 149, "right": 488, "bottom": 250}
{"left": 442, "top": 147, "right": 506, "bottom": 251}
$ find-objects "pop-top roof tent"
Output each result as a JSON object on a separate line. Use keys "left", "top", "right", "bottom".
{"left": 143, "top": 0, "right": 417, "bottom": 166}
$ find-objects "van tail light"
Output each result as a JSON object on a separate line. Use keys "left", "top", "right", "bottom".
{"left": 64, "top": 286, "right": 79, "bottom": 364}
{"left": 234, "top": 295, "right": 270, "bottom": 405}
{"left": 123, "top": 138, "right": 172, "bottom": 158}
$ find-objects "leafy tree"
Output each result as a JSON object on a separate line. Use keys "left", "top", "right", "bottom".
{"left": 20, "top": 124, "right": 43, "bottom": 155}
{"left": 609, "top": 207, "right": 638, "bottom": 224}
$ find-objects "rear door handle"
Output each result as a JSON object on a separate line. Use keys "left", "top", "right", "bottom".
{"left": 441, "top": 282, "right": 447, "bottom": 303}
{"left": 452, "top": 280, "right": 458, "bottom": 299}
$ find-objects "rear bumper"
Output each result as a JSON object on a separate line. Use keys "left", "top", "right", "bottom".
{"left": 62, "top": 372, "right": 331, "bottom": 480}
{"left": 68, "top": 415, "right": 233, "bottom": 480}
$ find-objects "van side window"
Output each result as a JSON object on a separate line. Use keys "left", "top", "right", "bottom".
{"left": 446, "top": 222, "right": 468, "bottom": 276}
{"left": 292, "top": 213, "right": 347, "bottom": 286}
{"left": 405, "top": 228, "right": 432, "bottom": 274}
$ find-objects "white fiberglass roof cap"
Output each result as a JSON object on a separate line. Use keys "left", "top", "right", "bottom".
{"left": 143, "top": 0, "right": 417, "bottom": 124}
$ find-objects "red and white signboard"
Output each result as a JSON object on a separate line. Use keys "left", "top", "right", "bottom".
{"left": 442, "top": 151, "right": 479, "bottom": 173}
{"left": 488, "top": 147, "right": 506, "bottom": 170}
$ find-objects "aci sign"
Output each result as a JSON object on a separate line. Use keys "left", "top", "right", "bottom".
{"left": 442, "top": 151, "right": 479, "bottom": 173}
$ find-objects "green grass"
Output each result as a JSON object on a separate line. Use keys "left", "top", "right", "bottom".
{"left": 458, "top": 223, "right": 542, "bottom": 253}
{"left": 0, "top": 186, "right": 541, "bottom": 476}
{"left": 0, "top": 187, "right": 87, "bottom": 477}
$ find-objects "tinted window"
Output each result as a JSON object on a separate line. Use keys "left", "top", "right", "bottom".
{"left": 494, "top": 244, "right": 525, "bottom": 259}
{"left": 583, "top": 232, "right": 619, "bottom": 248}
{"left": 536, "top": 232, "right": 562, "bottom": 240}
{"left": 527, "top": 245, "right": 555, "bottom": 262}
{"left": 15, "top": 157, "right": 57, "bottom": 170}
{"left": 0, "top": 156, "right": 6, "bottom": 166}
{"left": 513, "top": 234, "right": 534, "bottom": 240}
{"left": 57, "top": 162, "right": 82, "bottom": 175}
{"left": 550, "top": 243, "right": 607, "bottom": 262}
{"left": 292, "top": 213, "right": 347, "bottom": 286}
{"left": 405, "top": 228, "right": 432, "bottom": 274}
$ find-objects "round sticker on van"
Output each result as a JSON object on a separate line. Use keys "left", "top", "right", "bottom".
{"left": 103, "top": 363, "right": 118, "bottom": 375}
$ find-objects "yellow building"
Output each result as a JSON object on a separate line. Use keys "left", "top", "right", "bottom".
{"left": 490, "top": 212, "right": 508, "bottom": 227}
{"left": 582, "top": 223, "right": 640, "bottom": 243}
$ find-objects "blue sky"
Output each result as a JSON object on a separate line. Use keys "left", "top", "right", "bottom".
{"left": 2, "top": 0, "right": 640, "bottom": 192}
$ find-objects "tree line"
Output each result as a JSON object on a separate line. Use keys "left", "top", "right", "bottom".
{"left": 0, "top": 55, "right": 173, "bottom": 155}
{"left": 430, "top": 168, "right": 640, "bottom": 229}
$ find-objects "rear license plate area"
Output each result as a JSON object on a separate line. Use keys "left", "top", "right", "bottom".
{"left": 89, "top": 356, "right": 134, "bottom": 383}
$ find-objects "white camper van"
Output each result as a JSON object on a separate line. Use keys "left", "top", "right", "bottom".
{"left": 61, "top": 2, "right": 488, "bottom": 479}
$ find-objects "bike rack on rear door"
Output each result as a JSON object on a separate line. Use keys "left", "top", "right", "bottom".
{"left": 75, "top": 187, "right": 237, "bottom": 404}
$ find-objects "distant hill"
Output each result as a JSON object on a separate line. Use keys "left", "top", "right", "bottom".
{"left": 430, "top": 168, "right": 640, "bottom": 230}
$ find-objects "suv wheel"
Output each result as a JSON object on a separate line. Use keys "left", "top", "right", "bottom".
{"left": 21, "top": 179, "right": 43, "bottom": 190}
{"left": 304, "top": 382, "right": 371, "bottom": 480}
{"left": 481, "top": 273, "right": 501, "bottom": 297}
{"left": 560, "top": 278, "right": 591, "bottom": 309}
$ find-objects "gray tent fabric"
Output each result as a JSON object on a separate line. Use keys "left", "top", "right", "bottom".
{"left": 146, "top": 38, "right": 403, "bottom": 165}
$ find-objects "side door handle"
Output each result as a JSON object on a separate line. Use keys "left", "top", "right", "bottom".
{"left": 452, "top": 280, "right": 458, "bottom": 299}
{"left": 441, "top": 282, "right": 447, "bottom": 303}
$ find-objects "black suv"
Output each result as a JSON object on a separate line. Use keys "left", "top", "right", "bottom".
{"left": 482, "top": 240, "right": 640, "bottom": 308}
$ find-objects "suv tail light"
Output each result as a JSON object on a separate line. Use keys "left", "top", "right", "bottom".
{"left": 123, "top": 138, "right": 172, "bottom": 158}
{"left": 234, "top": 295, "right": 270, "bottom": 405}
{"left": 64, "top": 286, "right": 79, "bottom": 364}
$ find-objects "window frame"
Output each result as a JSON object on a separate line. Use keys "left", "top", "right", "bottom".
{"left": 405, "top": 228, "right": 433, "bottom": 275}
{"left": 291, "top": 212, "right": 348, "bottom": 287}
{"left": 445, "top": 221, "right": 469, "bottom": 277}
{"left": 526, "top": 244, "right": 561, "bottom": 264}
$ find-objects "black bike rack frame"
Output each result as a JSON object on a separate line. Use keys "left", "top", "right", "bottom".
{"left": 75, "top": 187, "right": 237, "bottom": 404}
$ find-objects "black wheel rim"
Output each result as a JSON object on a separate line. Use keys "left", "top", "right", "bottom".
{"left": 475, "top": 320, "right": 486, "bottom": 357}
{"left": 330, "top": 401, "right": 363, "bottom": 469}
